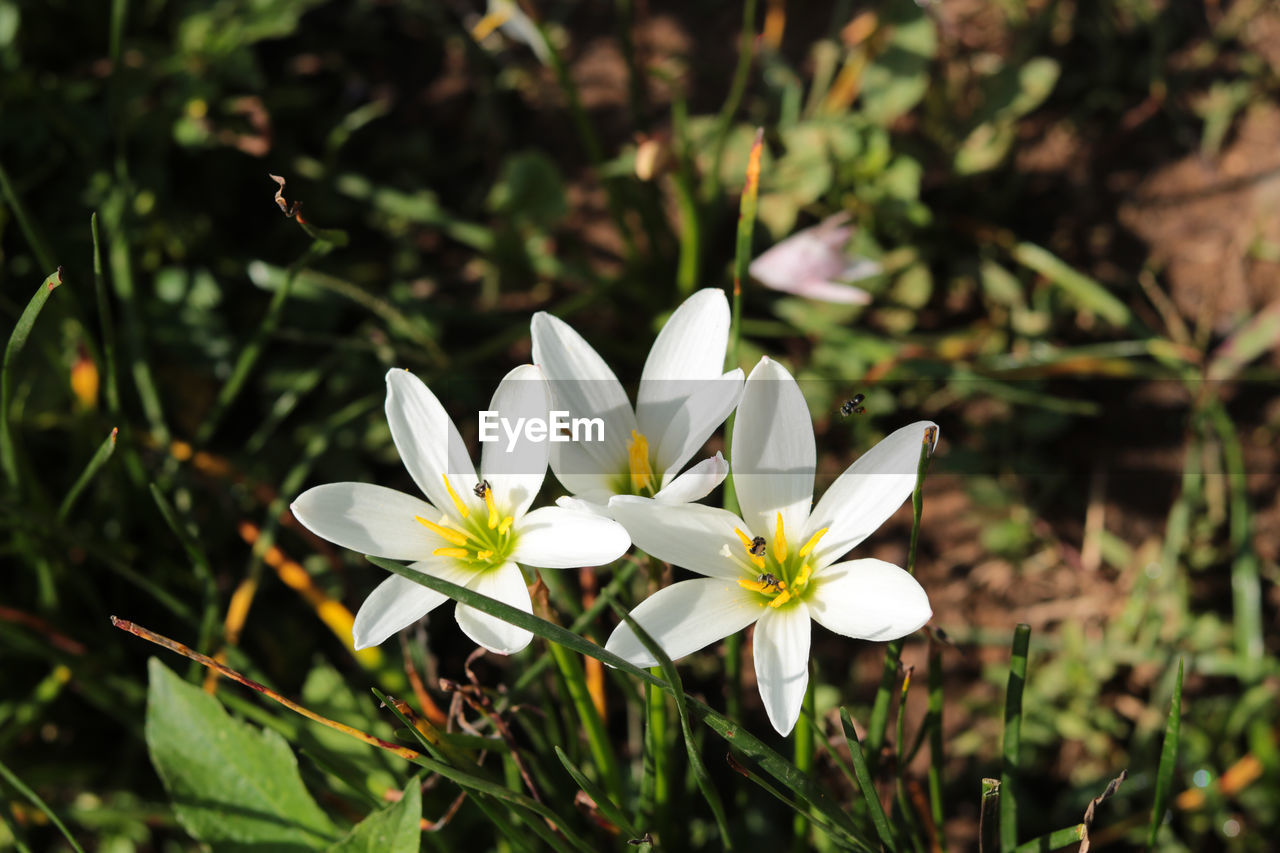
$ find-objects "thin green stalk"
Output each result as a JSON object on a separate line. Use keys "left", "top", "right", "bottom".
{"left": 0, "top": 161, "right": 57, "bottom": 272}
{"left": 90, "top": 213, "right": 120, "bottom": 414}
{"left": 57, "top": 427, "right": 118, "bottom": 521}
{"left": 1146, "top": 659, "right": 1183, "bottom": 850}
{"left": 555, "top": 747, "right": 640, "bottom": 838}
{"left": 2, "top": 269, "right": 63, "bottom": 489}
{"left": 839, "top": 708, "right": 896, "bottom": 852}
{"left": 149, "top": 483, "right": 218, "bottom": 668}
{"left": 979, "top": 779, "right": 1000, "bottom": 853}
{"left": 927, "top": 639, "right": 948, "bottom": 851}
{"left": 0, "top": 756, "right": 87, "bottom": 853}
{"left": 546, "top": 640, "right": 624, "bottom": 804}
{"left": 895, "top": 670, "right": 922, "bottom": 853}
{"left": 792, "top": 675, "right": 815, "bottom": 847}
{"left": 645, "top": 667, "right": 670, "bottom": 838}
{"left": 1010, "top": 826, "right": 1085, "bottom": 852}
{"left": 704, "top": 0, "right": 761, "bottom": 203}
{"left": 866, "top": 429, "right": 935, "bottom": 761}
{"left": 1000, "top": 624, "right": 1031, "bottom": 852}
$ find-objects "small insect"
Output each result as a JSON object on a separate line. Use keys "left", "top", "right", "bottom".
{"left": 749, "top": 536, "right": 767, "bottom": 557}
{"left": 839, "top": 393, "right": 866, "bottom": 416}
{"left": 757, "top": 572, "right": 784, "bottom": 592}
{"left": 473, "top": 479, "right": 491, "bottom": 498}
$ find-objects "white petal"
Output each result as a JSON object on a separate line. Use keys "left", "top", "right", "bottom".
{"left": 789, "top": 278, "right": 872, "bottom": 305}
{"left": 555, "top": 493, "right": 613, "bottom": 515}
{"left": 608, "top": 496, "right": 753, "bottom": 581}
{"left": 511, "top": 506, "right": 631, "bottom": 568}
{"left": 530, "top": 311, "right": 635, "bottom": 473}
{"left": 805, "top": 421, "right": 938, "bottom": 568}
{"left": 636, "top": 289, "right": 730, "bottom": 441}
{"left": 385, "top": 369, "right": 480, "bottom": 522}
{"left": 808, "top": 558, "right": 931, "bottom": 641}
{"left": 291, "top": 483, "right": 436, "bottom": 559}
{"left": 455, "top": 564, "right": 533, "bottom": 654}
{"left": 653, "top": 369, "right": 743, "bottom": 479}
{"left": 548, "top": 437, "right": 621, "bottom": 499}
{"left": 653, "top": 452, "right": 729, "bottom": 504}
{"left": 604, "top": 578, "right": 762, "bottom": 667}
{"left": 731, "top": 358, "right": 815, "bottom": 539}
{"left": 351, "top": 557, "right": 473, "bottom": 649}
{"left": 479, "top": 364, "right": 550, "bottom": 519}
{"left": 753, "top": 602, "right": 812, "bottom": 735}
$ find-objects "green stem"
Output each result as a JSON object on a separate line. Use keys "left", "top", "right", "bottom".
{"left": 89, "top": 213, "right": 121, "bottom": 414}
{"left": 2, "top": 270, "right": 63, "bottom": 490}
{"left": 791, "top": 675, "right": 815, "bottom": 847}
{"left": 645, "top": 667, "right": 670, "bottom": 838}
{"left": 0, "top": 161, "right": 57, "bottom": 272}
{"left": 927, "top": 639, "right": 948, "bottom": 851}
{"left": 1000, "top": 624, "right": 1031, "bottom": 852}
{"left": 704, "top": 0, "right": 761, "bottom": 203}
{"left": 546, "top": 639, "right": 624, "bottom": 805}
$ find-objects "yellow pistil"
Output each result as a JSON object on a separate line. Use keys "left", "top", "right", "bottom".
{"left": 798, "top": 527, "right": 828, "bottom": 558}
{"left": 416, "top": 516, "right": 470, "bottom": 547}
{"left": 738, "top": 577, "right": 768, "bottom": 593}
{"left": 772, "top": 513, "right": 789, "bottom": 564}
{"left": 433, "top": 547, "right": 469, "bottom": 559}
{"left": 794, "top": 563, "right": 812, "bottom": 588}
{"left": 441, "top": 475, "right": 470, "bottom": 518}
{"left": 734, "top": 527, "right": 766, "bottom": 569}
{"left": 497, "top": 516, "right": 514, "bottom": 536}
{"left": 769, "top": 589, "right": 793, "bottom": 608}
{"left": 627, "top": 430, "right": 656, "bottom": 495}
{"left": 476, "top": 550, "right": 494, "bottom": 562}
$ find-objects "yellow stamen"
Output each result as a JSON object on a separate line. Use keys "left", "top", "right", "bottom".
{"left": 772, "top": 513, "right": 789, "bottom": 563}
{"left": 738, "top": 578, "right": 768, "bottom": 593}
{"left": 794, "top": 563, "right": 812, "bottom": 587}
{"left": 627, "top": 430, "right": 656, "bottom": 495}
{"left": 433, "top": 547, "right": 469, "bottom": 559}
{"left": 471, "top": 7, "right": 512, "bottom": 41}
{"left": 497, "top": 516, "right": 514, "bottom": 536}
{"left": 441, "top": 475, "right": 470, "bottom": 518}
{"left": 769, "top": 589, "right": 793, "bottom": 608}
{"left": 416, "top": 516, "right": 470, "bottom": 547}
{"left": 482, "top": 486, "right": 499, "bottom": 529}
{"left": 476, "top": 550, "right": 494, "bottom": 562}
{"left": 734, "top": 527, "right": 765, "bottom": 569}
{"left": 798, "top": 527, "right": 828, "bottom": 558}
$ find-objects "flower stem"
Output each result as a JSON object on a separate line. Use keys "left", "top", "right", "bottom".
{"left": 645, "top": 668, "right": 670, "bottom": 839}
{"left": 790, "top": 674, "right": 815, "bottom": 848}
{"left": 547, "top": 638, "right": 625, "bottom": 805}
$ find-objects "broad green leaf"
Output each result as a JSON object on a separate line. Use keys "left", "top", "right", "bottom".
{"left": 860, "top": 0, "right": 937, "bottom": 125}
{"left": 145, "top": 658, "right": 337, "bottom": 851}
{"left": 327, "top": 782, "right": 420, "bottom": 853}
{"left": 297, "top": 663, "right": 399, "bottom": 800}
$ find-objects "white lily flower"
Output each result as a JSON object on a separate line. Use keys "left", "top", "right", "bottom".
{"left": 749, "top": 214, "right": 880, "bottom": 305}
{"left": 531, "top": 288, "right": 744, "bottom": 509}
{"left": 291, "top": 366, "right": 631, "bottom": 654}
{"left": 605, "top": 357, "right": 935, "bottom": 735}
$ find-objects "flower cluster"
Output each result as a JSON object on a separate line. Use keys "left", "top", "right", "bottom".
{"left": 292, "top": 288, "right": 936, "bottom": 735}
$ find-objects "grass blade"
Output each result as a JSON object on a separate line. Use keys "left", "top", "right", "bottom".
{"left": 555, "top": 746, "right": 640, "bottom": 839}
{"left": 1146, "top": 658, "right": 1183, "bottom": 849}
{"left": 0, "top": 755, "right": 87, "bottom": 853}
{"left": 612, "top": 602, "right": 733, "bottom": 849}
{"left": 57, "top": 428, "right": 118, "bottom": 522}
{"left": 979, "top": 779, "right": 1000, "bottom": 853}
{"left": 1009, "top": 241, "right": 1130, "bottom": 327}
{"left": 89, "top": 213, "right": 120, "bottom": 413}
{"left": 2, "top": 269, "right": 62, "bottom": 489}
{"left": 1001, "top": 624, "right": 1031, "bottom": 852}
{"left": 927, "top": 636, "right": 947, "bottom": 852}
{"left": 839, "top": 708, "right": 897, "bottom": 852}
{"left": 1010, "top": 825, "right": 1085, "bottom": 852}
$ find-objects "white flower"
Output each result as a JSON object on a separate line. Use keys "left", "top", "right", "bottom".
{"left": 749, "top": 214, "right": 880, "bottom": 305}
{"left": 531, "top": 288, "right": 744, "bottom": 509}
{"left": 291, "top": 366, "right": 631, "bottom": 654}
{"left": 604, "top": 357, "right": 935, "bottom": 735}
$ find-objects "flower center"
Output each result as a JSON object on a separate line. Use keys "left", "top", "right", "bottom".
{"left": 734, "top": 513, "right": 828, "bottom": 609}
{"left": 626, "top": 430, "right": 657, "bottom": 496}
{"left": 417, "top": 475, "right": 517, "bottom": 570}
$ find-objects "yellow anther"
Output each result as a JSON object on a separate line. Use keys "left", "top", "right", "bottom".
{"left": 627, "top": 430, "right": 656, "bottom": 495}
{"left": 772, "top": 513, "right": 789, "bottom": 563}
{"left": 433, "top": 547, "right": 469, "bottom": 559}
{"left": 471, "top": 7, "right": 512, "bottom": 41}
{"left": 416, "top": 516, "right": 470, "bottom": 547}
{"left": 738, "top": 578, "right": 768, "bottom": 593}
{"left": 482, "top": 486, "right": 499, "bottom": 529}
{"left": 768, "top": 589, "right": 793, "bottom": 608}
{"left": 794, "top": 563, "right": 812, "bottom": 588}
{"left": 734, "top": 527, "right": 754, "bottom": 549}
{"left": 498, "top": 516, "right": 514, "bottom": 536}
{"left": 476, "top": 549, "right": 494, "bottom": 562}
{"left": 798, "top": 527, "right": 828, "bottom": 558}
{"left": 441, "top": 475, "right": 470, "bottom": 518}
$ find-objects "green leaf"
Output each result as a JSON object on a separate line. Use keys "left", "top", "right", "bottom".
{"left": 1147, "top": 658, "right": 1183, "bottom": 849}
{"left": 1, "top": 268, "right": 62, "bottom": 488}
{"left": 1009, "top": 241, "right": 1130, "bottom": 327}
{"left": 860, "top": 0, "right": 937, "bottom": 125}
{"left": 1001, "top": 624, "right": 1031, "bottom": 852}
{"left": 839, "top": 709, "right": 897, "bottom": 852}
{"left": 145, "top": 658, "right": 338, "bottom": 851}
{"left": 487, "top": 151, "right": 568, "bottom": 227}
{"left": 327, "top": 781, "right": 420, "bottom": 853}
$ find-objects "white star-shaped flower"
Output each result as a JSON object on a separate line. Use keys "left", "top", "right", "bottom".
{"left": 531, "top": 288, "right": 744, "bottom": 510}
{"left": 291, "top": 366, "right": 631, "bottom": 654}
{"left": 605, "top": 357, "right": 935, "bottom": 734}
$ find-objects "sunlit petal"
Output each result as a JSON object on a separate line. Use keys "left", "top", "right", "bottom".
{"left": 731, "top": 358, "right": 815, "bottom": 537}
{"left": 808, "top": 558, "right": 931, "bottom": 641}
{"left": 511, "top": 506, "right": 631, "bottom": 568}
{"left": 608, "top": 496, "right": 753, "bottom": 580}
{"left": 479, "top": 364, "right": 550, "bottom": 518}
{"left": 753, "top": 602, "right": 812, "bottom": 735}
{"left": 604, "top": 578, "right": 762, "bottom": 667}
{"left": 291, "top": 483, "right": 436, "bottom": 560}
{"left": 455, "top": 563, "right": 534, "bottom": 654}
{"left": 385, "top": 369, "right": 481, "bottom": 521}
